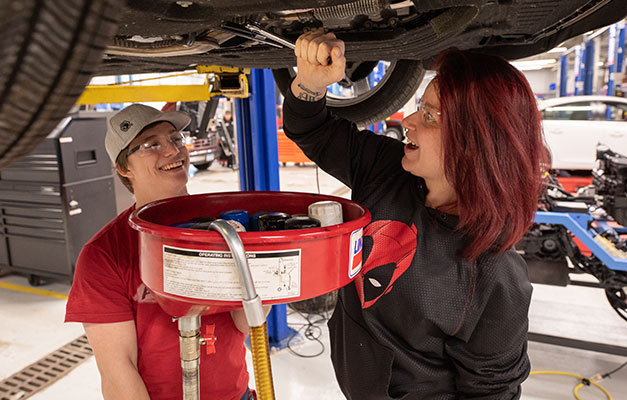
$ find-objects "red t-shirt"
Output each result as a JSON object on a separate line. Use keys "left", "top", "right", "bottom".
{"left": 65, "top": 206, "right": 249, "bottom": 400}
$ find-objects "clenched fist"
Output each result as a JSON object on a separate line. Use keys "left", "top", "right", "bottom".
{"left": 290, "top": 30, "right": 346, "bottom": 102}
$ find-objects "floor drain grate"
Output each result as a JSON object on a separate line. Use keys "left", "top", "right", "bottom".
{"left": 0, "top": 335, "right": 93, "bottom": 400}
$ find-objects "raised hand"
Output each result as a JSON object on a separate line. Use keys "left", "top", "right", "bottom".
{"left": 290, "top": 30, "right": 346, "bottom": 102}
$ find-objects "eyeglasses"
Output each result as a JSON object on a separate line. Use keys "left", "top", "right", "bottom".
{"left": 417, "top": 98, "right": 441, "bottom": 127}
{"left": 126, "top": 131, "right": 186, "bottom": 157}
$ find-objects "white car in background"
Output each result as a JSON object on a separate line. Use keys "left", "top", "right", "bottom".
{"left": 539, "top": 95, "right": 627, "bottom": 171}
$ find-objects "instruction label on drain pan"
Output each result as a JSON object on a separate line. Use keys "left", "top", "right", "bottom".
{"left": 162, "top": 245, "right": 301, "bottom": 301}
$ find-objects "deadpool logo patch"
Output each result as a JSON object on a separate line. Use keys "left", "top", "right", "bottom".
{"left": 354, "top": 220, "right": 417, "bottom": 308}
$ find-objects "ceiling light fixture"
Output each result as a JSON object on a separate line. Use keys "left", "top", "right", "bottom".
{"left": 510, "top": 59, "right": 557, "bottom": 71}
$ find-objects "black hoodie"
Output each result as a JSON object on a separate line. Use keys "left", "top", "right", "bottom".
{"left": 283, "top": 88, "right": 531, "bottom": 400}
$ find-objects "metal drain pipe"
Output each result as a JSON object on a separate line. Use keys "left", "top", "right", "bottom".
{"left": 177, "top": 315, "right": 201, "bottom": 400}
{"left": 210, "top": 220, "right": 275, "bottom": 400}
{"left": 173, "top": 220, "right": 274, "bottom": 399}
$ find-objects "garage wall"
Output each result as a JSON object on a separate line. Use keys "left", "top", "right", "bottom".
{"left": 522, "top": 69, "right": 558, "bottom": 99}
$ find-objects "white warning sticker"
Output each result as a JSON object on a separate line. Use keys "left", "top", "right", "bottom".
{"left": 162, "top": 245, "right": 301, "bottom": 301}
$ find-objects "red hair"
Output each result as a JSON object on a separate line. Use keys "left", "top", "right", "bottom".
{"left": 434, "top": 49, "right": 549, "bottom": 259}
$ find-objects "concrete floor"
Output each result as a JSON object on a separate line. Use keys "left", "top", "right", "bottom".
{"left": 1, "top": 164, "right": 626, "bottom": 400}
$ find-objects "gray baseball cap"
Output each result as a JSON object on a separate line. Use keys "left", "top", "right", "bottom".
{"left": 105, "top": 104, "right": 192, "bottom": 163}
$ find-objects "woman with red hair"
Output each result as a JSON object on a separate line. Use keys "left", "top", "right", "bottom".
{"left": 284, "top": 31, "right": 549, "bottom": 399}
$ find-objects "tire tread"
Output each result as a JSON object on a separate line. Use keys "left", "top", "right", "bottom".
{"left": 0, "top": 0, "right": 122, "bottom": 168}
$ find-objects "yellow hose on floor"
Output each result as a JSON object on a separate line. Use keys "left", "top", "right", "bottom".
{"left": 530, "top": 370, "right": 612, "bottom": 400}
{"left": 250, "top": 322, "right": 275, "bottom": 400}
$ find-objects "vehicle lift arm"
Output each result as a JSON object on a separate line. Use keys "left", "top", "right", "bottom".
{"left": 76, "top": 66, "right": 250, "bottom": 104}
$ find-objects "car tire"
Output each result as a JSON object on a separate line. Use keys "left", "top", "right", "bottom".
{"left": 194, "top": 161, "right": 213, "bottom": 170}
{"left": 272, "top": 60, "right": 424, "bottom": 126}
{"left": 0, "top": 0, "right": 121, "bottom": 168}
{"left": 384, "top": 127, "right": 404, "bottom": 141}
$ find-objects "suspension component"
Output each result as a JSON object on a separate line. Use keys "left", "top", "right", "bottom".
{"left": 313, "top": 0, "right": 386, "bottom": 20}
{"left": 107, "top": 36, "right": 219, "bottom": 57}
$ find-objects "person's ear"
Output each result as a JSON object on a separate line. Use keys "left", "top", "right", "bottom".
{"left": 116, "top": 164, "right": 133, "bottom": 180}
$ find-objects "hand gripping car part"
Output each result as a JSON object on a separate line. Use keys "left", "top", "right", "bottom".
{"left": 129, "top": 191, "right": 370, "bottom": 399}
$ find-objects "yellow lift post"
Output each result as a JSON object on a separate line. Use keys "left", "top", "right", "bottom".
{"left": 76, "top": 65, "right": 250, "bottom": 104}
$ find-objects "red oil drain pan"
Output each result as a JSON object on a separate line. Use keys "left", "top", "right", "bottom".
{"left": 130, "top": 191, "right": 371, "bottom": 317}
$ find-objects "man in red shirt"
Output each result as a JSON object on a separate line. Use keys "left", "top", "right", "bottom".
{"left": 65, "top": 104, "right": 253, "bottom": 400}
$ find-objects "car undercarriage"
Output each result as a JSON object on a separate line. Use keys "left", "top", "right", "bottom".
{"left": 1, "top": 0, "right": 626, "bottom": 167}
{"left": 106, "top": 0, "right": 625, "bottom": 73}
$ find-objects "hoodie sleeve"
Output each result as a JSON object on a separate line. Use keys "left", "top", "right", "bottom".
{"left": 282, "top": 81, "right": 405, "bottom": 195}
